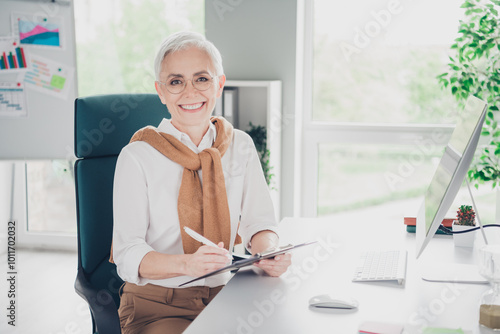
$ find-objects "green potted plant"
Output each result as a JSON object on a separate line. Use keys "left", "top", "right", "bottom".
{"left": 437, "top": 0, "right": 500, "bottom": 224}
{"left": 453, "top": 204, "right": 477, "bottom": 247}
{"left": 245, "top": 122, "right": 274, "bottom": 188}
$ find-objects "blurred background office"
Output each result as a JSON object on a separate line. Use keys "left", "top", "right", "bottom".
{"left": 0, "top": 0, "right": 498, "bottom": 333}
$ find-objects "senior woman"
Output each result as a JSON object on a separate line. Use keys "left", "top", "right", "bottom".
{"left": 112, "top": 31, "right": 291, "bottom": 334}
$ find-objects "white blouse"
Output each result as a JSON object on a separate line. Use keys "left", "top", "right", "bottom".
{"left": 112, "top": 118, "right": 278, "bottom": 288}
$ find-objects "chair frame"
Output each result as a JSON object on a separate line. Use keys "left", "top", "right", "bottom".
{"left": 74, "top": 93, "right": 168, "bottom": 334}
{"left": 74, "top": 159, "right": 122, "bottom": 334}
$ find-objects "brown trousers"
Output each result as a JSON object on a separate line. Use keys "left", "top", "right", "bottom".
{"left": 118, "top": 282, "right": 223, "bottom": 334}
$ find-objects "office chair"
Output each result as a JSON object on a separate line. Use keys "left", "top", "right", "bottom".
{"left": 74, "top": 94, "right": 169, "bottom": 334}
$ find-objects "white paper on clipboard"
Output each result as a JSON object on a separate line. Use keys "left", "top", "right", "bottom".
{"left": 179, "top": 241, "right": 318, "bottom": 287}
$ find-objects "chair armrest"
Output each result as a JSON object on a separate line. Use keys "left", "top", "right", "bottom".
{"left": 75, "top": 269, "right": 122, "bottom": 334}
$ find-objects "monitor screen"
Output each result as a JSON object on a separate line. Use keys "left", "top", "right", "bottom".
{"left": 416, "top": 96, "right": 487, "bottom": 258}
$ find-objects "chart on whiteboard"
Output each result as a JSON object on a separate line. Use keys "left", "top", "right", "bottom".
{"left": 11, "top": 12, "right": 64, "bottom": 49}
{"left": 0, "top": 82, "right": 27, "bottom": 118}
{"left": 23, "top": 55, "right": 74, "bottom": 99}
{"left": 0, "top": 36, "right": 29, "bottom": 72}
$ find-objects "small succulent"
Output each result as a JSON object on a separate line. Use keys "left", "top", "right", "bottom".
{"left": 455, "top": 205, "right": 476, "bottom": 226}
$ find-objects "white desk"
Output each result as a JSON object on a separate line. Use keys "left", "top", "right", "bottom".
{"left": 184, "top": 216, "right": 497, "bottom": 334}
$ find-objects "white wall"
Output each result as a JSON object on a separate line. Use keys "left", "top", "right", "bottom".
{"left": 205, "top": 0, "right": 300, "bottom": 218}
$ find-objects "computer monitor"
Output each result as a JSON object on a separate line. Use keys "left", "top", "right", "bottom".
{"left": 415, "top": 96, "right": 488, "bottom": 259}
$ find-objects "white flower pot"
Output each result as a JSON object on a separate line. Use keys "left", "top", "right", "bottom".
{"left": 453, "top": 221, "right": 476, "bottom": 247}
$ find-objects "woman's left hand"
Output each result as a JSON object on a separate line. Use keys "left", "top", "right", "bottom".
{"left": 253, "top": 253, "right": 292, "bottom": 277}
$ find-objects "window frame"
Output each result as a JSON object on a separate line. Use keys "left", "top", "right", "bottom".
{"left": 12, "top": 161, "right": 77, "bottom": 251}
{"left": 299, "top": 0, "right": 455, "bottom": 217}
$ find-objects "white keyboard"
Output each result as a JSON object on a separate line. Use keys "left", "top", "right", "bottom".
{"left": 352, "top": 249, "right": 407, "bottom": 285}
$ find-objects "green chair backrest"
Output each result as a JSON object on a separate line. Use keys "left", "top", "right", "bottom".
{"left": 75, "top": 94, "right": 169, "bottom": 308}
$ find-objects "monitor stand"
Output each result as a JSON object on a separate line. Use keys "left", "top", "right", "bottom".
{"left": 420, "top": 263, "right": 487, "bottom": 284}
{"left": 419, "top": 179, "right": 489, "bottom": 284}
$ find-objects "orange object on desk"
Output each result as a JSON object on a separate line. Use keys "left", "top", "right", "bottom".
{"left": 404, "top": 217, "right": 454, "bottom": 227}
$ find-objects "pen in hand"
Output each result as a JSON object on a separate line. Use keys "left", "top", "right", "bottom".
{"left": 183, "top": 227, "right": 232, "bottom": 260}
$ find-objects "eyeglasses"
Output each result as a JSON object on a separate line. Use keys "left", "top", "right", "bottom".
{"left": 157, "top": 74, "right": 215, "bottom": 94}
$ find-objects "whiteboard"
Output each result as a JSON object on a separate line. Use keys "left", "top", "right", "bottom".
{"left": 0, "top": 0, "right": 77, "bottom": 159}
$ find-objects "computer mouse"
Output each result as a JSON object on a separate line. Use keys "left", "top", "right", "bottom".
{"left": 308, "top": 294, "right": 359, "bottom": 309}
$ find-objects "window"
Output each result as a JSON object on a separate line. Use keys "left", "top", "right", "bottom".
{"left": 21, "top": 0, "right": 205, "bottom": 247}
{"left": 317, "top": 143, "right": 442, "bottom": 216}
{"left": 313, "top": 0, "right": 460, "bottom": 124}
{"left": 302, "top": 0, "right": 467, "bottom": 217}
{"left": 26, "top": 160, "right": 76, "bottom": 234}
{"left": 75, "top": 0, "right": 205, "bottom": 96}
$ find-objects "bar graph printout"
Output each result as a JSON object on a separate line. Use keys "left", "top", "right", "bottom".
{"left": 0, "top": 82, "right": 27, "bottom": 118}
{"left": 24, "top": 55, "right": 74, "bottom": 99}
{"left": 0, "top": 36, "right": 28, "bottom": 72}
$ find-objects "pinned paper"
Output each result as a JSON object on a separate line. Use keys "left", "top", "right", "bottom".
{"left": 0, "top": 36, "right": 29, "bottom": 72}
{"left": 11, "top": 12, "right": 64, "bottom": 49}
{"left": 0, "top": 82, "right": 28, "bottom": 118}
{"left": 23, "top": 55, "right": 74, "bottom": 100}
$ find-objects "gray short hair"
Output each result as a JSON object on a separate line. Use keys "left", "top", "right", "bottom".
{"left": 154, "top": 31, "right": 224, "bottom": 81}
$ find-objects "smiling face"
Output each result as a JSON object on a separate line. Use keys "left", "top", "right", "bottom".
{"left": 155, "top": 46, "right": 225, "bottom": 134}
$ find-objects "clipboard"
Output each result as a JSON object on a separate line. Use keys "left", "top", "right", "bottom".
{"left": 179, "top": 241, "right": 317, "bottom": 287}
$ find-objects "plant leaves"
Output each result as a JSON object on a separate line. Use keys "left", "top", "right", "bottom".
{"left": 440, "top": 0, "right": 500, "bottom": 189}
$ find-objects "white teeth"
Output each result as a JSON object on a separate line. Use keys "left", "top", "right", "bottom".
{"left": 180, "top": 103, "right": 203, "bottom": 110}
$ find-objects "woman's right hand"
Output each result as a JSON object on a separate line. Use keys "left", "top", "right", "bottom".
{"left": 184, "top": 242, "right": 231, "bottom": 277}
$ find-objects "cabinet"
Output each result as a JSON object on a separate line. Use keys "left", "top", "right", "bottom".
{"left": 218, "top": 80, "right": 282, "bottom": 219}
